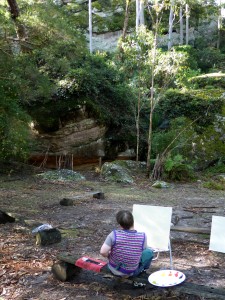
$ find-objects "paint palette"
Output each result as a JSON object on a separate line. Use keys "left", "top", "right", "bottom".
{"left": 148, "top": 270, "right": 186, "bottom": 287}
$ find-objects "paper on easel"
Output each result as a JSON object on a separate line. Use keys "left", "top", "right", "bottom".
{"left": 209, "top": 216, "right": 225, "bottom": 253}
{"left": 133, "top": 204, "right": 172, "bottom": 251}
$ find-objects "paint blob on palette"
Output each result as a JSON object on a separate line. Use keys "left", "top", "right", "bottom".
{"left": 148, "top": 270, "right": 186, "bottom": 287}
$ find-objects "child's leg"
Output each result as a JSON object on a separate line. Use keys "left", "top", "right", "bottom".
{"left": 132, "top": 248, "right": 154, "bottom": 277}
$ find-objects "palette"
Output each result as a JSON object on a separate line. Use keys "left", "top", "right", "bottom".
{"left": 148, "top": 270, "right": 186, "bottom": 287}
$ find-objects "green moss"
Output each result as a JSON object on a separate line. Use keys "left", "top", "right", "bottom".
{"left": 203, "top": 180, "right": 225, "bottom": 190}
{"left": 60, "top": 228, "right": 78, "bottom": 238}
{"left": 36, "top": 169, "right": 85, "bottom": 181}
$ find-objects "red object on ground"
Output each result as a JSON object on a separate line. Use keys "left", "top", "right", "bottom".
{"left": 75, "top": 257, "right": 107, "bottom": 272}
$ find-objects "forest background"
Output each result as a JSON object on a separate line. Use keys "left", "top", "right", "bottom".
{"left": 0, "top": 0, "right": 225, "bottom": 184}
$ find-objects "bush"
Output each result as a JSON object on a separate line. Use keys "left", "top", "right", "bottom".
{"left": 164, "top": 154, "right": 194, "bottom": 181}
{"left": 28, "top": 53, "right": 136, "bottom": 139}
{"left": 156, "top": 89, "right": 223, "bottom": 127}
{"left": 189, "top": 73, "right": 225, "bottom": 89}
{"left": 0, "top": 89, "right": 31, "bottom": 161}
{"left": 195, "top": 47, "right": 225, "bottom": 72}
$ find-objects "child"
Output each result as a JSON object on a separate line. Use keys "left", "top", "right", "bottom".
{"left": 100, "top": 210, "right": 154, "bottom": 277}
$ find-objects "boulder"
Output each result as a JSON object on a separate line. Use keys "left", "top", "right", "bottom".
{"left": 101, "top": 161, "right": 134, "bottom": 184}
{"left": 152, "top": 181, "right": 170, "bottom": 188}
{"left": 29, "top": 118, "right": 106, "bottom": 167}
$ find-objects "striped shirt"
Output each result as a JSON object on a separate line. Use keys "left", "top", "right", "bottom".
{"left": 108, "top": 229, "right": 146, "bottom": 275}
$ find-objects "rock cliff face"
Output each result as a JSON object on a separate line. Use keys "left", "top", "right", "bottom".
{"left": 30, "top": 118, "right": 107, "bottom": 168}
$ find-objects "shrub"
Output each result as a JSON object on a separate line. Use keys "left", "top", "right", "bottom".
{"left": 0, "top": 90, "right": 31, "bottom": 161}
{"left": 195, "top": 47, "right": 225, "bottom": 72}
{"left": 203, "top": 180, "right": 225, "bottom": 191}
{"left": 163, "top": 154, "right": 194, "bottom": 181}
{"left": 156, "top": 89, "right": 223, "bottom": 128}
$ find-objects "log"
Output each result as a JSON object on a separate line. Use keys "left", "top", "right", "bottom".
{"left": 60, "top": 192, "right": 105, "bottom": 206}
{"left": 174, "top": 282, "right": 225, "bottom": 300}
{"left": 36, "top": 228, "right": 61, "bottom": 246}
{"left": 0, "top": 210, "right": 15, "bottom": 224}
{"left": 171, "top": 226, "right": 210, "bottom": 234}
{"left": 53, "top": 253, "right": 225, "bottom": 298}
{"left": 52, "top": 252, "right": 149, "bottom": 286}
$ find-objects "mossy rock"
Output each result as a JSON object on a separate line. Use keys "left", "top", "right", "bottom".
{"left": 36, "top": 169, "right": 85, "bottom": 181}
{"left": 152, "top": 181, "right": 170, "bottom": 188}
{"left": 101, "top": 161, "right": 134, "bottom": 184}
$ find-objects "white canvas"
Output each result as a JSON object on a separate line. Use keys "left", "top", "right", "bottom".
{"left": 209, "top": 216, "right": 225, "bottom": 253}
{"left": 133, "top": 204, "right": 172, "bottom": 251}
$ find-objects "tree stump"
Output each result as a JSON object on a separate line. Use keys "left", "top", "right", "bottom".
{"left": 60, "top": 198, "right": 74, "bottom": 206}
{"left": 36, "top": 228, "right": 61, "bottom": 246}
{"left": 52, "top": 261, "right": 80, "bottom": 281}
{"left": 93, "top": 192, "right": 104, "bottom": 199}
{"left": 60, "top": 192, "right": 105, "bottom": 206}
{"left": 0, "top": 210, "right": 15, "bottom": 224}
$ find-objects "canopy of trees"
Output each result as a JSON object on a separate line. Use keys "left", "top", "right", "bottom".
{"left": 0, "top": 0, "right": 224, "bottom": 179}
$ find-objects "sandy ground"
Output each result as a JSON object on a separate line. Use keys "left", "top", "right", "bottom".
{"left": 0, "top": 166, "right": 225, "bottom": 299}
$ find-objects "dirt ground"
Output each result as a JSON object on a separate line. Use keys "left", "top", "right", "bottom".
{"left": 1, "top": 165, "right": 225, "bottom": 300}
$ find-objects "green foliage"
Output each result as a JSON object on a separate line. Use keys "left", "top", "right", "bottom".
{"left": 189, "top": 73, "right": 225, "bottom": 89}
{"left": 0, "top": 0, "right": 88, "bottom": 161}
{"left": 156, "top": 89, "right": 224, "bottom": 127}
{"left": 0, "top": 84, "right": 31, "bottom": 161}
{"left": 152, "top": 116, "right": 195, "bottom": 159}
{"left": 0, "top": 0, "right": 224, "bottom": 169}
{"left": 164, "top": 154, "right": 194, "bottom": 181}
{"left": 27, "top": 53, "right": 136, "bottom": 138}
{"left": 203, "top": 180, "right": 225, "bottom": 191}
{"left": 195, "top": 47, "right": 225, "bottom": 72}
{"left": 172, "top": 46, "right": 198, "bottom": 70}
{"left": 204, "top": 163, "right": 225, "bottom": 176}
{"left": 191, "top": 123, "right": 225, "bottom": 168}
{"left": 172, "top": 46, "right": 200, "bottom": 88}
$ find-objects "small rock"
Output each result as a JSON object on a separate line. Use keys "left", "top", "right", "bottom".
{"left": 152, "top": 181, "right": 170, "bottom": 188}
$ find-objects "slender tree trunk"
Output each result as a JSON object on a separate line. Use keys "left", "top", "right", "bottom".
{"left": 7, "top": 0, "right": 19, "bottom": 18}
{"left": 185, "top": 3, "right": 189, "bottom": 45}
{"left": 217, "top": 0, "right": 222, "bottom": 49}
{"left": 122, "top": 0, "right": 131, "bottom": 40}
{"left": 89, "top": 0, "right": 92, "bottom": 53}
{"left": 136, "top": 87, "right": 141, "bottom": 162}
{"left": 179, "top": 5, "right": 184, "bottom": 45}
{"left": 139, "top": 0, "right": 145, "bottom": 25}
{"left": 7, "top": 0, "right": 28, "bottom": 53}
{"left": 146, "top": 16, "right": 159, "bottom": 177}
{"left": 136, "top": 0, "right": 140, "bottom": 31}
{"left": 168, "top": 0, "right": 174, "bottom": 50}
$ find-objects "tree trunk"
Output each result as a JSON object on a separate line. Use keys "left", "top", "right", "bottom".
{"left": 122, "top": 0, "right": 131, "bottom": 40}
{"left": 185, "top": 3, "right": 189, "bottom": 45}
{"left": 168, "top": 0, "right": 174, "bottom": 50}
{"left": 136, "top": 0, "right": 140, "bottom": 31}
{"left": 89, "top": 0, "right": 92, "bottom": 53}
{"left": 179, "top": 5, "right": 183, "bottom": 45}
{"left": 139, "top": 0, "right": 145, "bottom": 25}
{"left": 217, "top": 0, "right": 222, "bottom": 49}
{"left": 7, "top": 0, "right": 19, "bottom": 18}
{"left": 136, "top": 88, "right": 141, "bottom": 162}
{"left": 7, "top": 0, "right": 29, "bottom": 53}
{"left": 146, "top": 16, "right": 159, "bottom": 177}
